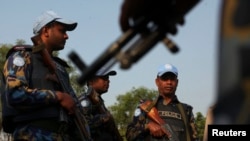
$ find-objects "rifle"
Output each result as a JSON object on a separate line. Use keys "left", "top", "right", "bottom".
{"left": 140, "top": 100, "right": 179, "bottom": 141}
{"left": 86, "top": 87, "right": 123, "bottom": 141}
{"left": 68, "top": 0, "right": 200, "bottom": 85}
{"left": 31, "top": 35, "right": 92, "bottom": 141}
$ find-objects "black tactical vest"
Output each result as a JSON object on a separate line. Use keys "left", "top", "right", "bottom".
{"left": 13, "top": 52, "right": 62, "bottom": 122}
{"left": 1, "top": 45, "right": 69, "bottom": 133}
{"left": 144, "top": 98, "right": 189, "bottom": 141}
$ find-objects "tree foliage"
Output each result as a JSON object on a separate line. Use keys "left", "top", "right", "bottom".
{"left": 195, "top": 112, "right": 206, "bottom": 140}
{"left": 0, "top": 44, "right": 12, "bottom": 71}
{"left": 108, "top": 86, "right": 158, "bottom": 136}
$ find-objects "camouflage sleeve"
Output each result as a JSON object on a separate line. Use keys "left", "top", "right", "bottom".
{"left": 3, "top": 51, "right": 58, "bottom": 110}
{"left": 79, "top": 95, "right": 108, "bottom": 130}
{"left": 126, "top": 107, "right": 148, "bottom": 141}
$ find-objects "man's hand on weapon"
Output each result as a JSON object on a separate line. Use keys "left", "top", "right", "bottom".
{"left": 56, "top": 91, "right": 76, "bottom": 115}
{"left": 146, "top": 121, "right": 165, "bottom": 137}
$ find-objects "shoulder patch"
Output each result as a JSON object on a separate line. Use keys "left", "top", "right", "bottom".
{"left": 80, "top": 99, "right": 90, "bottom": 107}
{"left": 134, "top": 108, "right": 141, "bottom": 117}
{"left": 13, "top": 56, "right": 25, "bottom": 67}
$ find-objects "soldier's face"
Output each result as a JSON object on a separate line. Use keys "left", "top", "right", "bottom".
{"left": 155, "top": 73, "right": 178, "bottom": 96}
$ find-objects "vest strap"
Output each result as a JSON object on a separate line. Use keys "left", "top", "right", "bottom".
{"left": 177, "top": 103, "right": 191, "bottom": 141}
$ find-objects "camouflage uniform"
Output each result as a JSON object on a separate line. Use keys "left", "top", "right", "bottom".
{"left": 79, "top": 93, "right": 119, "bottom": 141}
{"left": 126, "top": 95, "right": 198, "bottom": 141}
{"left": 1, "top": 45, "right": 80, "bottom": 141}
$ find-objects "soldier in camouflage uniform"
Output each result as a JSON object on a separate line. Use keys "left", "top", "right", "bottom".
{"left": 125, "top": 64, "right": 198, "bottom": 141}
{"left": 1, "top": 10, "right": 81, "bottom": 141}
{"left": 78, "top": 69, "right": 123, "bottom": 141}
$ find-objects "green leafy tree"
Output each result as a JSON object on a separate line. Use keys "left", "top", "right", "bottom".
{"left": 108, "top": 87, "right": 158, "bottom": 137}
{"left": 15, "top": 39, "right": 26, "bottom": 45}
{"left": 195, "top": 112, "right": 206, "bottom": 140}
{"left": 0, "top": 44, "right": 13, "bottom": 71}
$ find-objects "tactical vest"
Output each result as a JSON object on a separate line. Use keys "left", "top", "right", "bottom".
{"left": 156, "top": 100, "right": 186, "bottom": 141}
{"left": 143, "top": 98, "right": 192, "bottom": 141}
{"left": 13, "top": 52, "right": 62, "bottom": 122}
{"left": 1, "top": 45, "right": 67, "bottom": 133}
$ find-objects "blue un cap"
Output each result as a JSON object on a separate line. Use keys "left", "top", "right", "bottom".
{"left": 157, "top": 64, "right": 178, "bottom": 77}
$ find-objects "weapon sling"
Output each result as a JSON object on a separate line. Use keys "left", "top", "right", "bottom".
{"left": 176, "top": 103, "right": 191, "bottom": 141}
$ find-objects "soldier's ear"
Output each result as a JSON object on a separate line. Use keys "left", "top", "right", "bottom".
{"left": 155, "top": 78, "right": 160, "bottom": 87}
